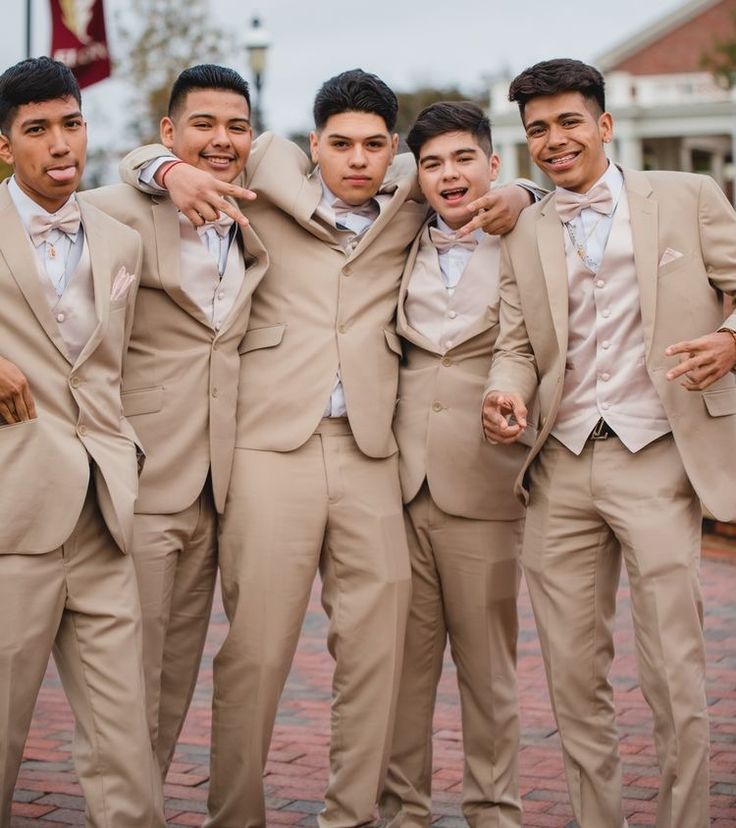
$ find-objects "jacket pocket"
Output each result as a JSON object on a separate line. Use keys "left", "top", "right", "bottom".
{"left": 384, "top": 328, "right": 403, "bottom": 357}
{"left": 703, "top": 385, "right": 736, "bottom": 417}
{"left": 238, "top": 324, "right": 286, "bottom": 355}
{"left": 121, "top": 386, "right": 164, "bottom": 417}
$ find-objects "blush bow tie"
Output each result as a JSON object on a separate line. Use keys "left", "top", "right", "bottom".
{"left": 197, "top": 212, "right": 235, "bottom": 238}
{"left": 429, "top": 226, "right": 478, "bottom": 254}
{"left": 28, "top": 200, "right": 81, "bottom": 245}
{"left": 554, "top": 181, "right": 614, "bottom": 223}
{"left": 332, "top": 198, "right": 379, "bottom": 222}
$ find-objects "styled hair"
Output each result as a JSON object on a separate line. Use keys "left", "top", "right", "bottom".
{"left": 0, "top": 57, "right": 81, "bottom": 134}
{"left": 313, "top": 68, "right": 398, "bottom": 132}
{"left": 168, "top": 64, "right": 251, "bottom": 118}
{"left": 407, "top": 100, "right": 493, "bottom": 159}
{"left": 508, "top": 58, "right": 606, "bottom": 117}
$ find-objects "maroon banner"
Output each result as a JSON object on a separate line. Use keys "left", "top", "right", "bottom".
{"left": 49, "top": 0, "right": 111, "bottom": 89}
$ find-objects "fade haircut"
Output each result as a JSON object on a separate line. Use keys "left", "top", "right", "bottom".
{"left": 407, "top": 101, "right": 493, "bottom": 160}
{"left": 508, "top": 59, "right": 606, "bottom": 119}
{"left": 313, "top": 69, "right": 398, "bottom": 132}
{"left": 168, "top": 64, "right": 251, "bottom": 119}
{"left": 0, "top": 57, "right": 81, "bottom": 135}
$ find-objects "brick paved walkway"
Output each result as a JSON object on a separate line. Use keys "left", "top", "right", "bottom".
{"left": 11, "top": 539, "right": 736, "bottom": 827}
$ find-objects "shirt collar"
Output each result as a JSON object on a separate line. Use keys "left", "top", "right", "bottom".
{"left": 8, "top": 176, "right": 81, "bottom": 241}
{"left": 556, "top": 161, "right": 624, "bottom": 215}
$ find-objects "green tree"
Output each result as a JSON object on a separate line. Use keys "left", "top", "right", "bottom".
{"left": 701, "top": 11, "right": 736, "bottom": 88}
{"left": 114, "top": 0, "right": 237, "bottom": 145}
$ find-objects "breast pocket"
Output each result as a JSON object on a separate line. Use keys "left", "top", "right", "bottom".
{"left": 238, "top": 324, "right": 286, "bottom": 355}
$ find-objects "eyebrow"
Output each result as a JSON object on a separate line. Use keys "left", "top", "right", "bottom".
{"left": 20, "top": 110, "right": 83, "bottom": 128}
{"left": 186, "top": 112, "right": 251, "bottom": 123}
{"left": 326, "top": 132, "right": 388, "bottom": 141}
{"left": 419, "top": 147, "right": 478, "bottom": 164}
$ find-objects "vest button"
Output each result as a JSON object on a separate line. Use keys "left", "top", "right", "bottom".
{"left": 56, "top": 312, "right": 65, "bottom": 323}
{"left": 600, "top": 372, "right": 611, "bottom": 382}
{"left": 432, "top": 401, "right": 443, "bottom": 412}
{"left": 595, "top": 279, "right": 605, "bottom": 289}
{"left": 448, "top": 310, "right": 457, "bottom": 319}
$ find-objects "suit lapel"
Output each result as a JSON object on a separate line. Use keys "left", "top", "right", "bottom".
{"left": 396, "top": 221, "right": 437, "bottom": 350}
{"left": 293, "top": 172, "right": 343, "bottom": 247}
{"left": 0, "top": 182, "right": 73, "bottom": 363}
{"left": 624, "top": 168, "right": 658, "bottom": 353}
{"left": 537, "top": 199, "right": 570, "bottom": 355}
{"left": 73, "top": 201, "right": 110, "bottom": 367}
{"left": 152, "top": 198, "right": 212, "bottom": 328}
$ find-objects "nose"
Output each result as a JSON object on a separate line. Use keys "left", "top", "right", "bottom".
{"left": 211, "top": 124, "right": 231, "bottom": 147}
{"left": 348, "top": 144, "right": 367, "bottom": 167}
{"left": 441, "top": 161, "right": 459, "bottom": 180}
{"left": 547, "top": 123, "right": 567, "bottom": 148}
{"left": 48, "top": 125, "right": 71, "bottom": 156}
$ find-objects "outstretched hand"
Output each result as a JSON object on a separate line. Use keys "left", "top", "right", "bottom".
{"left": 665, "top": 331, "right": 736, "bottom": 390}
{"left": 458, "top": 184, "right": 533, "bottom": 237}
{"left": 157, "top": 161, "right": 256, "bottom": 229}
{"left": 0, "top": 356, "right": 36, "bottom": 424}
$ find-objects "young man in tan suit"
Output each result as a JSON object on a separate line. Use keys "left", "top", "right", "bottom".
{"left": 121, "top": 70, "right": 533, "bottom": 827}
{"left": 82, "top": 64, "right": 268, "bottom": 779}
{"left": 482, "top": 59, "right": 736, "bottom": 828}
{"left": 379, "top": 102, "right": 532, "bottom": 827}
{"left": 0, "top": 57, "right": 163, "bottom": 826}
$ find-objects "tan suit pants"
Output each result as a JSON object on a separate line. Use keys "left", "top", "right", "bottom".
{"left": 523, "top": 435, "right": 708, "bottom": 828}
{"left": 380, "top": 483, "right": 523, "bottom": 828}
{"left": 207, "top": 418, "right": 412, "bottom": 828}
{"left": 0, "top": 483, "right": 163, "bottom": 827}
{"left": 132, "top": 478, "right": 218, "bottom": 776}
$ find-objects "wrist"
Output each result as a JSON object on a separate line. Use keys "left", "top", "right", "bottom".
{"left": 159, "top": 159, "right": 184, "bottom": 189}
{"left": 717, "top": 327, "right": 736, "bottom": 368}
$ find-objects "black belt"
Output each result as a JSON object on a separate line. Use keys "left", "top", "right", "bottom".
{"left": 589, "top": 418, "right": 617, "bottom": 441}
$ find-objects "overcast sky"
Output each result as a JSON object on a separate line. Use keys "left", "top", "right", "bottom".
{"left": 3, "top": 0, "right": 686, "bottom": 150}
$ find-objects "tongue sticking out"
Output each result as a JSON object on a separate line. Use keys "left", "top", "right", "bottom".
{"left": 47, "top": 166, "right": 77, "bottom": 183}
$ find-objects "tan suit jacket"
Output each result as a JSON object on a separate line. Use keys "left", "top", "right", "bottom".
{"left": 395, "top": 220, "right": 527, "bottom": 520}
{"left": 0, "top": 180, "right": 142, "bottom": 554}
{"left": 122, "top": 134, "right": 428, "bottom": 458}
{"left": 487, "top": 169, "right": 736, "bottom": 521}
{"left": 80, "top": 184, "right": 269, "bottom": 514}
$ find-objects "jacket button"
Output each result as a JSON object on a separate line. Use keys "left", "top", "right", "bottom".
{"left": 441, "top": 357, "right": 452, "bottom": 367}
{"left": 432, "top": 401, "right": 443, "bottom": 412}
{"left": 70, "top": 376, "right": 81, "bottom": 388}
{"left": 78, "top": 424, "right": 88, "bottom": 436}
{"left": 338, "top": 324, "right": 347, "bottom": 334}
{"left": 212, "top": 387, "right": 218, "bottom": 398}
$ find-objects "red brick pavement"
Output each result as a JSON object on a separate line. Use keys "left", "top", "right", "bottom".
{"left": 11, "top": 539, "right": 736, "bottom": 827}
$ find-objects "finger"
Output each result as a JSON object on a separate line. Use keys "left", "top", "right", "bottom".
{"left": 665, "top": 340, "right": 698, "bottom": 357}
{"left": 181, "top": 207, "right": 205, "bottom": 228}
{"left": 218, "top": 198, "right": 250, "bottom": 228}
{"left": 12, "top": 389, "right": 30, "bottom": 421}
{"left": 509, "top": 398, "right": 528, "bottom": 429}
{"left": 22, "top": 384, "right": 36, "bottom": 419}
{"left": 226, "top": 184, "right": 257, "bottom": 203}
{"left": 0, "top": 400, "right": 17, "bottom": 424}
{"left": 194, "top": 200, "right": 220, "bottom": 223}
{"left": 456, "top": 214, "right": 485, "bottom": 236}
{"left": 666, "top": 358, "right": 702, "bottom": 381}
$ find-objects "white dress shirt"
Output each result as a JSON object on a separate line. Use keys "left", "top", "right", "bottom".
{"left": 434, "top": 215, "right": 483, "bottom": 295}
{"left": 8, "top": 176, "right": 84, "bottom": 296}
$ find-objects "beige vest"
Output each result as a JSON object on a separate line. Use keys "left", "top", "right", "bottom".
{"left": 404, "top": 226, "right": 500, "bottom": 351}
{"left": 39, "top": 241, "right": 97, "bottom": 364}
{"left": 552, "top": 191, "right": 670, "bottom": 453}
{"left": 178, "top": 217, "right": 245, "bottom": 330}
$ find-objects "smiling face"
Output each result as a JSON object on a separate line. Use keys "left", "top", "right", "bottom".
{"left": 417, "top": 130, "right": 499, "bottom": 230}
{"left": 0, "top": 95, "right": 86, "bottom": 212}
{"left": 522, "top": 91, "right": 612, "bottom": 193}
{"left": 161, "top": 87, "right": 252, "bottom": 183}
{"left": 309, "top": 111, "right": 398, "bottom": 205}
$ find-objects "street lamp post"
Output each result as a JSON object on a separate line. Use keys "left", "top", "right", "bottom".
{"left": 245, "top": 16, "right": 270, "bottom": 135}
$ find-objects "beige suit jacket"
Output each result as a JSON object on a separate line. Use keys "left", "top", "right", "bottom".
{"left": 487, "top": 169, "right": 736, "bottom": 521}
{"left": 395, "top": 220, "right": 527, "bottom": 520}
{"left": 0, "top": 181, "right": 143, "bottom": 554}
{"left": 80, "top": 184, "right": 269, "bottom": 514}
{"left": 122, "top": 133, "right": 428, "bottom": 458}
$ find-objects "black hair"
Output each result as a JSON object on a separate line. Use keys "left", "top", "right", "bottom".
{"left": 313, "top": 68, "right": 398, "bottom": 132}
{"left": 168, "top": 64, "right": 251, "bottom": 118}
{"left": 0, "top": 57, "right": 81, "bottom": 134}
{"left": 407, "top": 100, "right": 492, "bottom": 160}
{"left": 508, "top": 58, "right": 606, "bottom": 118}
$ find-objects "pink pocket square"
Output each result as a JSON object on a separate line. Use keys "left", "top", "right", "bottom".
{"left": 110, "top": 266, "right": 136, "bottom": 302}
{"left": 658, "top": 247, "right": 684, "bottom": 267}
